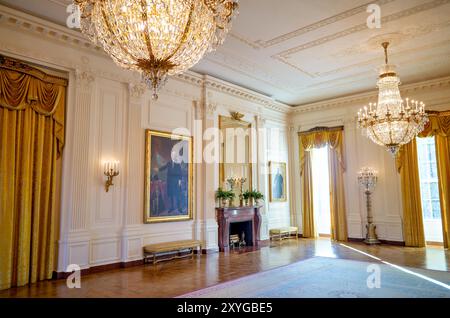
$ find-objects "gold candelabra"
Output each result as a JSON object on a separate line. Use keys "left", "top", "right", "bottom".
{"left": 226, "top": 176, "right": 247, "bottom": 206}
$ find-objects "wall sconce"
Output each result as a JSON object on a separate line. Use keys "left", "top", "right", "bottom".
{"left": 103, "top": 160, "right": 119, "bottom": 192}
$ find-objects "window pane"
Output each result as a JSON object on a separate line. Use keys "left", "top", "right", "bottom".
{"left": 432, "top": 201, "right": 441, "bottom": 219}
{"left": 430, "top": 183, "right": 439, "bottom": 200}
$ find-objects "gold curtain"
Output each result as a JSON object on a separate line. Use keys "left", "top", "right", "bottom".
{"left": 422, "top": 112, "right": 450, "bottom": 248}
{"left": 396, "top": 112, "right": 450, "bottom": 248}
{"left": 396, "top": 139, "right": 425, "bottom": 247}
{"left": 298, "top": 127, "right": 347, "bottom": 241}
{"left": 300, "top": 149, "right": 315, "bottom": 238}
{"left": 328, "top": 130, "right": 348, "bottom": 241}
{"left": 0, "top": 56, "right": 67, "bottom": 290}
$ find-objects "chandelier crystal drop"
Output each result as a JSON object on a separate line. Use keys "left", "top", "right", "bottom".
{"left": 75, "top": 0, "right": 238, "bottom": 99}
{"left": 357, "top": 42, "right": 428, "bottom": 156}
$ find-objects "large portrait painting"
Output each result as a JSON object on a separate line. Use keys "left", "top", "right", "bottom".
{"left": 269, "top": 161, "right": 287, "bottom": 202}
{"left": 144, "top": 130, "right": 193, "bottom": 223}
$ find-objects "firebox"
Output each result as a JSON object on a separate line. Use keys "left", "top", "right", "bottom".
{"left": 230, "top": 221, "right": 253, "bottom": 247}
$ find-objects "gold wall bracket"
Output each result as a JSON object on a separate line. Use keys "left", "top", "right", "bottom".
{"left": 104, "top": 170, "right": 119, "bottom": 192}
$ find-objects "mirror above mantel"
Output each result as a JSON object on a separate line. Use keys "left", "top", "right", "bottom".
{"left": 219, "top": 113, "right": 252, "bottom": 193}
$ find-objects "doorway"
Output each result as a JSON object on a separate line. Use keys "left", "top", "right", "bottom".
{"left": 311, "top": 146, "right": 331, "bottom": 236}
{"left": 416, "top": 137, "right": 444, "bottom": 245}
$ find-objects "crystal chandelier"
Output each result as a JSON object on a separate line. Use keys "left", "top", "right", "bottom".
{"left": 357, "top": 42, "right": 428, "bottom": 155}
{"left": 75, "top": 0, "right": 238, "bottom": 99}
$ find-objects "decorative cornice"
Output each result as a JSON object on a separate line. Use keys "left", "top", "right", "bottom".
{"left": 202, "top": 75, "right": 292, "bottom": 114}
{"left": 291, "top": 76, "right": 450, "bottom": 114}
{"left": 0, "top": 4, "right": 103, "bottom": 54}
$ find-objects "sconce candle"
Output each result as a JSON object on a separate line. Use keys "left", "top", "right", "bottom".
{"left": 103, "top": 160, "right": 120, "bottom": 192}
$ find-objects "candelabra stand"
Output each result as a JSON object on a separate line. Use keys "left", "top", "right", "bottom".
{"left": 358, "top": 168, "right": 380, "bottom": 245}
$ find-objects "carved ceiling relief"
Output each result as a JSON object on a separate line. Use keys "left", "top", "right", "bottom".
{"left": 273, "top": 0, "right": 450, "bottom": 77}
{"left": 223, "top": 0, "right": 450, "bottom": 94}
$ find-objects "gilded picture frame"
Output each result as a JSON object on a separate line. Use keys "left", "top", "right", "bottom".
{"left": 269, "top": 161, "right": 287, "bottom": 202}
{"left": 144, "top": 130, "right": 193, "bottom": 223}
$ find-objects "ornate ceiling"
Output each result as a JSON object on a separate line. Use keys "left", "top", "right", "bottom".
{"left": 1, "top": 0, "right": 449, "bottom": 106}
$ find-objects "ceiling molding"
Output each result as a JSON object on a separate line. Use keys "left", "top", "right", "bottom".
{"left": 274, "top": 0, "right": 450, "bottom": 75}
{"left": 317, "top": 37, "right": 450, "bottom": 78}
{"left": 291, "top": 76, "right": 450, "bottom": 114}
{"left": 0, "top": 4, "right": 103, "bottom": 54}
{"left": 279, "top": 0, "right": 450, "bottom": 58}
{"left": 203, "top": 49, "right": 297, "bottom": 94}
{"left": 202, "top": 75, "right": 292, "bottom": 114}
{"left": 255, "top": 0, "right": 396, "bottom": 48}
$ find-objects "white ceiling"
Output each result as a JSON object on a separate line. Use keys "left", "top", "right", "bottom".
{"left": 1, "top": 0, "right": 450, "bottom": 106}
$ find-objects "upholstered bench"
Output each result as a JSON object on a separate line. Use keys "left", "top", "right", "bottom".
{"left": 143, "top": 240, "right": 202, "bottom": 264}
{"left": 269, "top": 227, "right": 299, "bottom": 241}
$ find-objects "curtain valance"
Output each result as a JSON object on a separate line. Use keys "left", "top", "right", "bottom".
{"left": 298, "top": 126, "right": 345, "bottom": 174}
{"left": 0, "top": 56, "right": 67, "bottom": 156}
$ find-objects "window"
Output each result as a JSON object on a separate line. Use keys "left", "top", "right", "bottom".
{"left": 416, "top": 137, "right": 443, "bottom": 243}
{"left": 311, "top": 146, "right": 331, "bottom": 236}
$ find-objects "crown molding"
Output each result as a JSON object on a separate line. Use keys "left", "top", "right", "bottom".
{"left": 0, "top": 4, "right": 103, "bottom": 54}
{"left": 291, "top": 76, "right": 450, "bottom": 114}
{"left": 202, "top": 75, "right": 292, "bottom": 114}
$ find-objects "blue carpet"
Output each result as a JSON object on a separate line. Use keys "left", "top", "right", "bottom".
{"left": 180, "top": 257, "right": 450, "bottom": 298}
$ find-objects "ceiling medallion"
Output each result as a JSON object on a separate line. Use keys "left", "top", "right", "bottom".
{"left": 75, "top": 0, "right": 238, "bottom": 100}
{"left": 357, "top": 42, "right": 428, "bottom": 156}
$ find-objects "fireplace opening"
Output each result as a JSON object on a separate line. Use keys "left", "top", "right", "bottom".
{"left": 229, "top": 221, "right": 253, "bottom": 247}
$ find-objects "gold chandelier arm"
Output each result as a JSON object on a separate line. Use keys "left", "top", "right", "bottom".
{"left": 100, "top": 2, "right": 140, "bottom": 64}
{"left": 141, "top": 0, "right": 156, "bottom": 62}
{"left": 164, "top": 4, "right": 195, "bottom": 63}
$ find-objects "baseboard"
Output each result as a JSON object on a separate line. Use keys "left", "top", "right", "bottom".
{"left": 348, "top": 237, "right": 405, "bottom": 246}
{"left": 53, "top": 259, "right": 144, "bottom": 280}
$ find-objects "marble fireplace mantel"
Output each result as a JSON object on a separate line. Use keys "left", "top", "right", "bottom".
{"left": 216, "top": 206, "right": 262, "bottom": 252}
